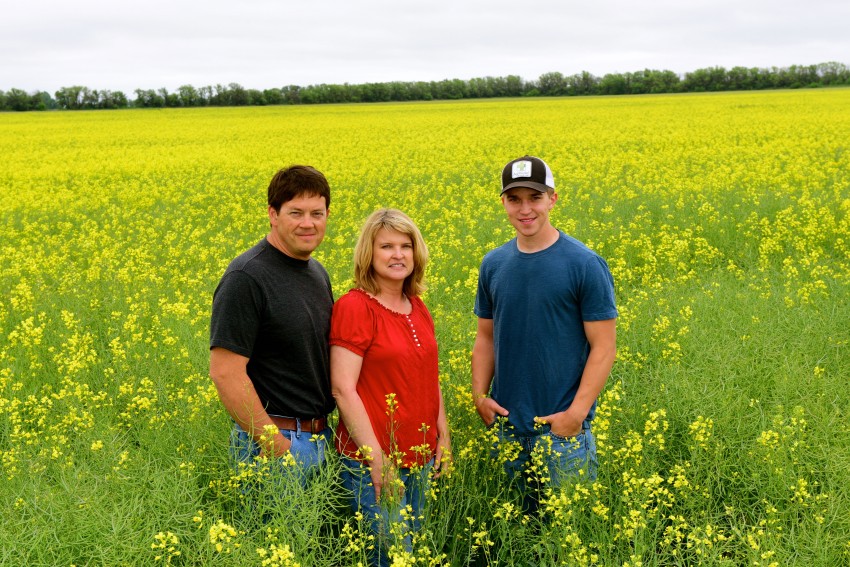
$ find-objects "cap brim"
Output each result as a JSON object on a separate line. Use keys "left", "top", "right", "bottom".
{"left": 500, "top": 181, "right": 553, "bottom": 194}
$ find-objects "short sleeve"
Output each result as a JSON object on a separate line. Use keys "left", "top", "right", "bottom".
{"left": 209, "top": 270, "right": 264, "bottom": 357}
{"left": 474, "top": 262, "right": 493, "bottom": 319}
{"left": 330, "top": 292, "right": 375, "bottom": 357}
{"left": 580, "top": 256, "right": 618, "bottom": 322}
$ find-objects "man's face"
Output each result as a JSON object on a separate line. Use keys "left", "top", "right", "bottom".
{"left": 268, "top": 194, "right": 329, "bottom": 260}
{"left": 501, "top": 187, "right": 557, "bottom": 238}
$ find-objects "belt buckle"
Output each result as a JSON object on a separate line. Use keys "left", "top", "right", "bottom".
{"left": 309, "top": 418, "right": 318, "bottom": 433}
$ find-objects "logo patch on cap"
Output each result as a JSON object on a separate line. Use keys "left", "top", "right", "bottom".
{"left": 512, "top": 160, "right": 533, "bottom": 179}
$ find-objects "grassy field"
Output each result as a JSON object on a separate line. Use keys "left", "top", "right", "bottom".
{"left": 1, "top": 89, "right": 849, "bottom": 566}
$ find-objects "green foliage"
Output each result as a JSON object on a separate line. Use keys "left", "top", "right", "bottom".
{"left": 5, "top": 62, "right": 850, "bottom": 112}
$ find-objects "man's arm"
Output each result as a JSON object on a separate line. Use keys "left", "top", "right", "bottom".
{"left": 471, "top": 317, "right": 509, "bottom": 426}
{"left": 209, "top": 346, "right": 291, "bottom": 456}
{"left": 537, "top": 318, "right": 617, "bottom": 437}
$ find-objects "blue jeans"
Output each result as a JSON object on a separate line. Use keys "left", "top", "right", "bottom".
{"left": 492, "top": 419, "right": 597, "bottom": 514}
{"left": 229, "top": 420, "right": 333, "bottom": 490}
{"left": 340, "top": 455, "right": 433, "bottom": 567}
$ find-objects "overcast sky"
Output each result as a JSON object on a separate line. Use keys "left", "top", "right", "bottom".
{"left": 2, "top": 0, "right": 848, "bottom": 94}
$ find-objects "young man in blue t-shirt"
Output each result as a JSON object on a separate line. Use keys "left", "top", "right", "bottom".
{"left": 471, "top": 155, "right": 618, "bottom": 513}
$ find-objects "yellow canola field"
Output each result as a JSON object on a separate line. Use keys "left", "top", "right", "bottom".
{"left": 1, "top": 89, "right": 849, "bottom": 565}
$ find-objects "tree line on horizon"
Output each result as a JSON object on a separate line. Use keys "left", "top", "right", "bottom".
{"left": 2, "top": 62, "right": 848, "bottom": 112}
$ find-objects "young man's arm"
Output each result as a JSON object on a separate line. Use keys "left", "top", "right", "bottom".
{"left": 537, "top": 318, "right": 616, "bottom": 437}
{"left": 209, "top": 347, "right": 291, "bottom": 456}
{"left": 471, "top": 317, "right": 509, "bottom": 426}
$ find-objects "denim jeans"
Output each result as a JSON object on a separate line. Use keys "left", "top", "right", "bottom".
{"left": 229, "top": 420, "right": 333, "bottom": 489}
{"left": 340, "top": 455, "right": 433, "bottom": 567}
{"left": 492, "top": 419, "right": 597, "bottom": 514}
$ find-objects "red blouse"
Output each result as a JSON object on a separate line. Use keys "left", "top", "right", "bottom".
{"left": 331, "top": 288, "right": 440, "bottom": 467}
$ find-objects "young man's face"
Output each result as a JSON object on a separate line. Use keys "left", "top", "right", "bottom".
{"left": 501, "top": 187, "right": 557, "bottom": 239}
{"left": 268, "top": 194, "right": 329, "bottom": 260}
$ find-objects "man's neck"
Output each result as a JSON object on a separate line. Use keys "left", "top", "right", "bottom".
{"left": 516, "top": 225, "right": 560, "bottom": 253}
{"left": 266, "top": 233, "right": 312, "bottom": 261}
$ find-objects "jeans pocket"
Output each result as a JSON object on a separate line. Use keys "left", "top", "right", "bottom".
{"left": 548, "top": 427, "right": 584, "bottom": 442}
{"left": 546, "top": 428, "right": 597, "bottom": 484}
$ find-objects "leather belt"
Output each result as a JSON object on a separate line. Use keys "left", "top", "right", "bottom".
{"left": 269, "top": 415, "right": 328, "bottom": 433}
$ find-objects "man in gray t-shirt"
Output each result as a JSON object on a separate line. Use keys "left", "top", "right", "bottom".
{"left": 210, "top": 165, "right": 335, "bottom": 475}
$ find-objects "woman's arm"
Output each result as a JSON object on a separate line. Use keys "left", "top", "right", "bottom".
{"left": 330, "top": 345, "right": 398, "bottom": 502}
{"left": 434, "top": 383, "right": 452, "bottom": 477}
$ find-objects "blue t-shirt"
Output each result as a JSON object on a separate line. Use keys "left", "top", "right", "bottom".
{"left": 474, "top": 231, "right": 617, "bottom": 435}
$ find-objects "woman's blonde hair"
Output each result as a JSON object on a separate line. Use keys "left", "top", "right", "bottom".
{"left": 353, "top": 208, "right": 428, "bottom": 297}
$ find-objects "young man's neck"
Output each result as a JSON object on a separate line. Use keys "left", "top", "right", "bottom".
{"left": 516, "top": 225, "right": 560, "bottom": 253}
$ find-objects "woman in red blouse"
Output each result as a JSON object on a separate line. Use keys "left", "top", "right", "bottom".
{"left": 331, "top": 208, "right": 451, "bottom": 566}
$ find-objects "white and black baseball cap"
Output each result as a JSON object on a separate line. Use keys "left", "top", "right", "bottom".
{"left": 501, "top": 155, "right": 555, "bottom": 195}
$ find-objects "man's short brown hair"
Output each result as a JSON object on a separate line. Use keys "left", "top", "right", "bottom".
{"left": 268, "top": 165, "right": 331, "bottom": 211}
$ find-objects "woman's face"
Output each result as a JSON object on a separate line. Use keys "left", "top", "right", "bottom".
{"left": 371, "top": 227, "right": 414, "bottom": 288}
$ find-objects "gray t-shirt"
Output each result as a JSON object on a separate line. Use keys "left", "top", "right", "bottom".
{"left": 210, "top": 238, "right": 335, "bottom": 417}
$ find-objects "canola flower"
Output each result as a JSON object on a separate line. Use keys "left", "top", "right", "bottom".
{"left": 1, "top": 88, "right": 849, "bottom": 565}
{"left": 151, "top": 531, "right": 181, "bottom": 564}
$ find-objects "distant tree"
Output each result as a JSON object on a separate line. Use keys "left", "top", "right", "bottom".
{"left": 467, "top": 77, "right": 494, "bottom": 98}
{"left": 434, "top": 78, "right": 466, "bottom": 100}
{"left": 6, "top": 88, "right": 32, "bottom": 111}
{"left": 538, "top": 72, "right": 566, "bottom": 96}
{"left": 789, "top": 64, "right": 819, "bottom": 88}
{"left": 177, "top": 85, "right": 199, "bottom": 107}
{"left": 153, "top": 88, "right": 179, "bottom": 107}
{"left": 262, "top": 88, "right": 283, "bottom": 105}
{"left": 281, "top": 85, "right": 301, "bottom": 104}
{"left": 646, "top": 69, "right": 680, "bottom": 93}
{"left": 385, "top": 82, "right": 407, "bottom": 102}
{"left": 299, "top": 85, "right": 319, "bottom": 104}
{"left": 344, "top": 83, "right": 363, "bottom": 103}
{"left": 408, "top": 81, "right": 433, "bottom": 101}
{"left": 504, "top": 75, "right": 525, "bottom": 97}
{"left": 599, "top": 73, "right": 627, "bottom": 95}
{"left": 55, "top": 85, "right": 86, "bottom": 109}
{"left": 565, "top": 71, "right": 598, "bottom": 95}
{"left": 96, "top": 90, "right": 115, "bottom": 109}
{"left": 683, "top": 66, "right": 728, "bottom": 92}
{"left": 226, "top": 83, "right": 248, "bottom": 106}
{"left": 198, "top": 86, "right": 213, "bottom": 106}
{"left": 30, "top": 90, "right": 55, "bottom": 110}
{"left": 321, "top": 83, "right": 344, "bottom": 103}
{"left": 817, "top": 61, "right": 850, "bottom": 85}
{"left": 209, "top": 84, "right": 226, "bottom": 106}
{"left": 81, "top": 87, "right": 99, "bottom": 109}
{"left": 726, "top": 66, "right": 752, "bottom": 90}
{"left": 246, "top": 89, "right": 265, "bottom": 105}
{"left": 133, "top": 89, "right": 164, "bottom": 108}
{"left": 111, "top": 91, "right": 129, "bottom": 108}
{"left": 748, "top": 67, "right": 773, "bottom": 90}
